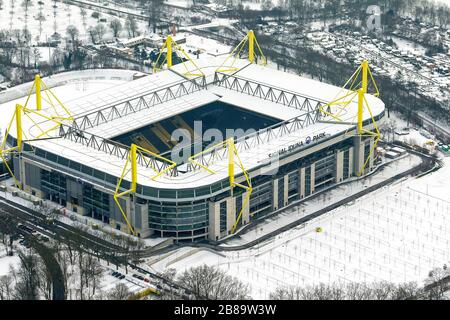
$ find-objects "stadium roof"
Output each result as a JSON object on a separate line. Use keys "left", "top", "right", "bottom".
{"left": 4, "top": 56, "right": 385, "bottom": 190}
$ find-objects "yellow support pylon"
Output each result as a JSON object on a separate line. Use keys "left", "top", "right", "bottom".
{"left": 319, "top": 60, "right": 381, "bottom": 177}
{"left": 153, "top": 35, "right": 204, "bottom": 78}
{"left": 188, "top": 138, "right": 252, "bottom": 234}
{"left": 0, "top": 104, "right": 25, "bottom": 189}
{"left": 166, "top": 36, "right": 173, "bottom": 68}
{"left": 114, "top": 144, "right": 176, "bottom": 236}
{"left": 22, "top": 74, "right": 73, "bottom": 120}
{"left": 216, "top": 30, "right": 267, "bottom": 73}
{"left": 15, "top": 104, "right": 23, "bottom": 153}
{"left": 35, "top": 74, "right": 42, "bottom": 111}
{"left": 248, "top": 30, "right": 255, "bottom": 63}
{"left": 1, "top": 75, "right": 74, "bottom": 189}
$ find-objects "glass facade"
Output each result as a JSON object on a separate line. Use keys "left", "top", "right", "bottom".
{"left": 314, "top": 153, "right": 336, "bottom": 191}
{"left": 41, "top": 169, "right": 67, "bottom": 206}
{"left": 148, "top": 200, "right": 208, "bottom": 240}
{"left": 236, "top": 194, "right": 243, "bottom": 220}
{"left": 343, "top": 149, "right": 350, "bottom": 179}
{"left": 305, "top": 166, "right": 311, "bottom": 197}
{"left": 278, "top": 177, "right": 285, "bottom": 208}
{"left": 219, "top": 201, "right": 227, "bottom": 233}
{"left": 83, "top": 184, "right": 110, "bottom": 223}
{"left": 364, "top": 142, "right": 371, "bottom": 163}
{"left": 249, "top": 177, "right": 273, "bottom": 218}
{"left": 287, "top": 170, "right": 299, "bottom": 203}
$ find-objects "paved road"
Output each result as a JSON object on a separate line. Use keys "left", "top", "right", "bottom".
{"left": 0, "top": 197, "right": 204, "bottom": 299}
{"left": 0, "top": 209, "right": 66, "bottom": 300}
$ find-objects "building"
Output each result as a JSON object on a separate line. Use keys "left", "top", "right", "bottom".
{"left": 3, "top": 55, "right": 385, "bottom": 243}
{"left": 121, "top": 35, "right": 163, "bottom": 48}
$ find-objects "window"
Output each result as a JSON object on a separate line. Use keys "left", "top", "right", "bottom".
{"left": 236, "top": 196, "right": 243, "bottom": 221}
{"left": 159, "top": 189, "right": 177, "bottom": 199}
{"left": 83, "top": 185, "right": 110, "bottom": 220}
{"left": 305, "top": 166, "right": 311, "bottom": 196}
{"left": 249, "top": 180, "right": 273, "bottom": 218}
{"left": 288, "top": 170, "right": 299, "bottom": 203}
{"left": 148, "top": 199, "right": 208, "bottom": 237}
{"left": 220, "top": 201, "right": 227, "bottom": 233}
{"left": 314, "top": 154, "right": 336, "bottom": 191}
{"left": 278, "top": 177, "right": 284, "bottom": 209}
{"left": 343, "top": 149, "right": 350, "bottom": 179}
{"left": 41, "top": 170, "right": 67, "bottom": 205}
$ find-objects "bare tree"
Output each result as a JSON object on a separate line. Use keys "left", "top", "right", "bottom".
{"left": 0, "top": 275, "right": 13, "bottom": 300}
{"left": 12, "top": 250, "right": 41, "bottom": 300}
{"left": 80, "top": 8, "right": 88, "bottom": 32}
{"left": 87, "top": 26, "right": 98, "bottom": 44}
{"left": 95, "top": 24, "right": 107, "bottom": 42}
{"left": 109, "top": 19, "right": 122, "bottom": 38}
{"left": 146, "top": 0, "right": 164, "bottom": 33}
{"left": 125, "top": 16, "right": 138, "bottom": 38}
{"left": 82, "top": 253, "right": 103, "bottom": 298}
{"left": 107, "top": 283, "right": 131, "bottom": 300}
{"left": 177, "top": 264, "right": 251, "bottom": 300}
{"left": 37, "top": 257, "right": 52, "bottom": 300}
{"left": 270, "top": 280, "right": 427, "bottom": 300}
{"left": 424, "top": 267, "right": 450, "bottom": 300}
{"left": 66, "top": 25, "right": 79, "bottom": 48}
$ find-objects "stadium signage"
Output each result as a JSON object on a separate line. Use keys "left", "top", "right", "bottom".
{"left": 268, "top": 132, "right": 326, "bottom": 158}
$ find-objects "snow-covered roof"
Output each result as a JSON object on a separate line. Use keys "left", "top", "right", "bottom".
{"left": 4, "top": 57, "right": 385, "bottom": 190}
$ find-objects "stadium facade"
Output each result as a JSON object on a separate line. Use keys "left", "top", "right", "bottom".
{"left": 3, "top": 56, "right": 385, "bottom": 242}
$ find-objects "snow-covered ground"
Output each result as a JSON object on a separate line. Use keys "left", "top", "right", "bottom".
{"left": 0, "top": 0, "right": 149, "bottom": 47}
{"left": 0, "top": 243, "right": 21, "bottom": 277}
{"left": 222, "top": 153, "right": 422, "bottom": 246}
{"left": 150, "top": 148, "right": 450, "bottom": 298}
{"left": 180, "top": 33, "right": 232, "bottom": 56}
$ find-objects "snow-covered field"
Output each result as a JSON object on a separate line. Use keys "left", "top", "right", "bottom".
{"left": 0, "top": 0, "right": 148, "bottom": 47}
{"left": 222, "top": 153, "right": 423, "bottom": 246}
{"left": 181, "top": 32, "right": 232, "bottom": 56}
{"left": 0, "top": 243, "right": 21, "bottom": 277}
{"left": 151, "top": 154, "right": 450, "bottom": 299}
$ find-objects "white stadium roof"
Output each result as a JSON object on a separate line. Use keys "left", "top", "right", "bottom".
{"left": 4, "top": 56, "right": 385, "bottom": 189}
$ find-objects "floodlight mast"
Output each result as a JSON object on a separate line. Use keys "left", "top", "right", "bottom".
{"left": 319, "top": 59, "right": 381, "bottom": 177}
{"left": 216, "top": 30, "right": 267, "bottom": 73}
{"left": 189, "top": 138, "right": 252, "bottom": 235}
{"left": 1, "top": 75, "right": 73, "bottom": 189}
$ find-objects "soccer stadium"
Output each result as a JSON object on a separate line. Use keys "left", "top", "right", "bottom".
{"left": 1, "top": 33, "right": 385, "bottom": 242}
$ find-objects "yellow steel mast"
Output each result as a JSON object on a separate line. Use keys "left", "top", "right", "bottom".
{"left": 114, "top": 144, "right": 176, "bottom": 236}
{"left": 319, "top": 60, "right": 381, "bottom": 176}
{"left": 35, "top": 75, "right": 42, "bottom": 111}
{"left": 189, "top": 138, "right": 252, "bottom": 234}
{"left": 1, "top": 75, "right": 73, "bottom": 189}
{"left": 153, "top": 35, "right": 204, "bottom": 78}
{"left": 216, "top": 30, "right": 267, "bottom": 73}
